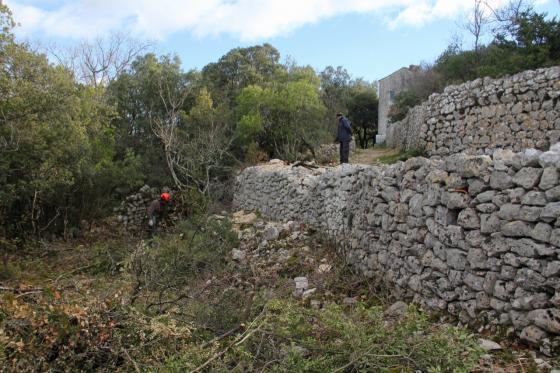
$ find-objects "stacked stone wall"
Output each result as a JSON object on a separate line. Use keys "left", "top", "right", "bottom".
{"left": 234, "top": 146, "right": 560, "bottom": 351}
{"left": 115, "top": 185, "right": 170, "bottom": 230}
{"left": 386, "top": 66, "right": 560, "bottom": 156}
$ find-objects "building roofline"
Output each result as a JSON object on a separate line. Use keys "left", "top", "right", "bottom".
{"left": 379, "top": 65, "right": 420, "bottom": 82}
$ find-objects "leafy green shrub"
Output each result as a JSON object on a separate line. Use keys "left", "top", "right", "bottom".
{"left": 171, "top": 187, "right": 210, "bottom": 218}
{"left": 388, "top": 91, "right": 421, "bottom": 123}
{"left": 86, "top": 239, "right": 130, "bottom": 276}
{"left": 127, "top": 216, "right": 239, "bottom": 310}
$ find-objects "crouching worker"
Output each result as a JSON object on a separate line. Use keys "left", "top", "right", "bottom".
{"left": 147, "top": 192, "right": 171, "bottom": 237}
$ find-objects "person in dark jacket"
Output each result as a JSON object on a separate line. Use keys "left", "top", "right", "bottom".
{"left": 147, "top": 192, "right": 171, "bottom": 236}
{"left": 335, "top": 112, "right": 352, "bottom": 164}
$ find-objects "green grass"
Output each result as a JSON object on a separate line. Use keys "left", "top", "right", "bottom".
{"left": 377, "top": 148, "right": 427, "bottom": 164}
{"left": 160, "top": 299, "right": 484, "bottom": 372}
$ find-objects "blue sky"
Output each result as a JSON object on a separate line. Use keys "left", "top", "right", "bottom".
{"left": 5, "top": 0, "right": 560, "bottom": 82}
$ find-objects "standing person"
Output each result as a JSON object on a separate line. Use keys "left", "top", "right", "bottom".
{"left": 147, "top": 192, "right": 171, "bottom": 237}
{"left": 335, "top": 112, "right": 352, "bottom": 164}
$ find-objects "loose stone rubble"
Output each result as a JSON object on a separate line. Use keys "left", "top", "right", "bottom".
{"left": 234, "top": 144, "right": 560, "bottom": 353}
{"left": 387, "top": 66, "right": 560, "bottom": 156}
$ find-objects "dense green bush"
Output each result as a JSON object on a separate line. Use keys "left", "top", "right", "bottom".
{"left": 0, "top": 8, "right": 143, "bottom": 239}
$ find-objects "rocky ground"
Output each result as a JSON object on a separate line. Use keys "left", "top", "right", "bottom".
{"left": 228, "top": 209, "right": 560, "bottom": 372}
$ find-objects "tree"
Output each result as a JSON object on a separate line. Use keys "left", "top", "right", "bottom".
{"left": 347, "top": 84, "right": 378, "bottom": 149}
{"left": 202, "top": 44, "right": 283, "bottom": 106}
{"left": 464, "top": 0, "right": 490, "bottom": 64}
{"left": 319, "top": 66, "right": 352, "bottom": 114}
{"left": 150, "top": 82, "right": 233, "bottom": 194}
{"left": 0, "top": 22, "right": 141, "bottom": 239}
{"left": 436, "top": 1, "right": 560, "bottom": 84}
{"left": 319, "top": 66, "right": 352, "bottom": 135}
{"left": 235, "top": 70, "right": 328, "bottom": 160}
{"left": 48, "top": 33, "right": 151, "bottom": 87}
{"left": 107, "top": 54, "right": 198, "bottom": 187}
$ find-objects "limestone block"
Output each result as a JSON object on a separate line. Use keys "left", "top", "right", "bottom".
{"left": 521, "top": 191, "right": 547, "bottom": 206}
{"left": 528, "top": 309, "right": 560, "bottom": 334}
{"left": 539, "top": 167, "right": 558, "bottom": 190}
{"left": 457, "top": 208, "right": 480, "bottom": 229}
{"left": 513, "top": 167, "right": 543, "bottom": 189}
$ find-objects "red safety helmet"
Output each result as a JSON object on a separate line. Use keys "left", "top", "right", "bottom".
{"left": 160, "top": 192, "right": 171, "bottom": 202}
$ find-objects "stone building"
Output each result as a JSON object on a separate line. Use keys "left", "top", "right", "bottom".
{"left": 376, "top": 66, "right": 420, "bottom": 144}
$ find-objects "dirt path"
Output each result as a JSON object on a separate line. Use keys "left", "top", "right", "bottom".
{"left": 350, "top": 147, "right": 399, "bottom": 165}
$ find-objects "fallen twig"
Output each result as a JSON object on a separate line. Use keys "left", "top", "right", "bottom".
{"left": 0, "top": 286, "right": 44, "bottom": 293}
{"left": 122, "top": 348, "right": 141, "bottom": 373}
{"left": 190, "top": 305, "right": 267, "bottom": 373}
{"left": 200, "top": 291, "right": 255, "bottom": 349}
{"left": 291, "top": 160, "right": 320, "bottom": 169}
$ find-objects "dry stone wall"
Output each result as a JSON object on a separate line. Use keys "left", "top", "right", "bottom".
{"left": 114, "top": 185, "right": 170, "bottom": 230}
{"left": 386, "top": 66, "right": 560, "bottom": 156}
{"left": 234, "top": 145, "right": 560, "bottom": 352}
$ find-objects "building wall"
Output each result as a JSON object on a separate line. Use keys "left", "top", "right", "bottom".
{"left": 377, "top": 67, "right": 419, "bottom": 144}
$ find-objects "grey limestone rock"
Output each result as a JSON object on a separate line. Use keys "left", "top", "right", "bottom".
{"left": 264, "top": 226, "right": 280, "bottom": 241}
{"left": 539, "top": 167, "right": 558, "bottom": 190}
{"left": 538, "top": 150, "right": 560, "bottom": 168}
{"left": 502, "top": 221, "right": 532, "bottom": 237}
{"left": 545, "top": 185, "right": 560, "bottom": 201}
{"left": 541, "top": 202, "right": 560, "bottom": 222}
{"left": 476, "top": 203, "right": 497, "bottom": 213}
{"left": 518, "top": 206, "right": 543, "bottom": 222}
{"left": 457, "top": 208, "right": 480, "bottom": 229}
{"left": 520, "top": 325, "right": 549, "bottom": 345}
{"left": 543, "top": 261, "right": 560, "bottom": 277}
{"left": 513, "top": 167, "right": 543, "bottom": 189}
{"left": 521, "top": 191, "right": 547, "bottom": 206}
{"left": 447, "top": 249, "right": 467, "bottom": 270}
{"left": 442, "top": 192, "right": 470, "bottom": 209}
{"left": 480, "top": 214, "right": 503, "bottom": 234}
{"left": 231, "top": 249, "right": 247, "bottom": 261}
{"left": 490, "top": 171, "right": 514, "bottom": 190}
{"left": 468, "top": 178, "right": 487, "bottom": 195}
{"left": 478, "top": 338, "right": 502, "bottom": 351}
{"left": 498, "top": 204, "right": 520, "bottom": 220}
{"left": 531, "top": 222, "right": 552, "bottom": 242}
{"left": 510, "top": 310, "right": 531, "bottom": 329}
{"left": 548, "top": 229, "right": 560, "bottom": 247}
{"left": 384, "top": 301, "right": 408, "bottom": 318}
{"left": 476, "top": 190, "right": 496, "bottom": 203}
{"left": 528, "top": 309, "right": 560, "bottom": 334}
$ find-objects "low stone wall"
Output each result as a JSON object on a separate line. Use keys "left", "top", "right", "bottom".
{"left": 386, "top": 105, "right": 425, "bottom": 151}
{"left": 309, "top": 139, "right": 357, "bottom": 164}
{"left": 234, "top": 146, "right": 560, "bottom": 352}
{"left": 386, "top": 66, "right": 560, "bottom": 156}
{"left": 114, "top": 185, "right": 170, "bottom": 230}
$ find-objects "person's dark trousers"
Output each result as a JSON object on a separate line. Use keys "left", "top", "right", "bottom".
{"left": 339, "top": 141, "right": 350, "bottom": 164}
{"left": 149, "top": 215, "right": 158, "bottom": 238}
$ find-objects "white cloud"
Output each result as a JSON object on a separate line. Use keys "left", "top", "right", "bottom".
{"left": 4, "top": 0, "right": 551, "bottom": 41}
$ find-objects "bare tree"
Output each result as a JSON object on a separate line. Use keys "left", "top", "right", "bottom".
{"left": 150, "top": 84, "right": 234, "bottom": 195}
{"left": 464, "top": 0, "right": 490, "bottom": 62}
{"left": 483, "top": 0, "right": 533, "bottom": 37}
{"left": 150, "top": 77, "right": 190, "bottom": 190}
{"left": 48, "top": 32, "right": 151, "bottom": 86}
